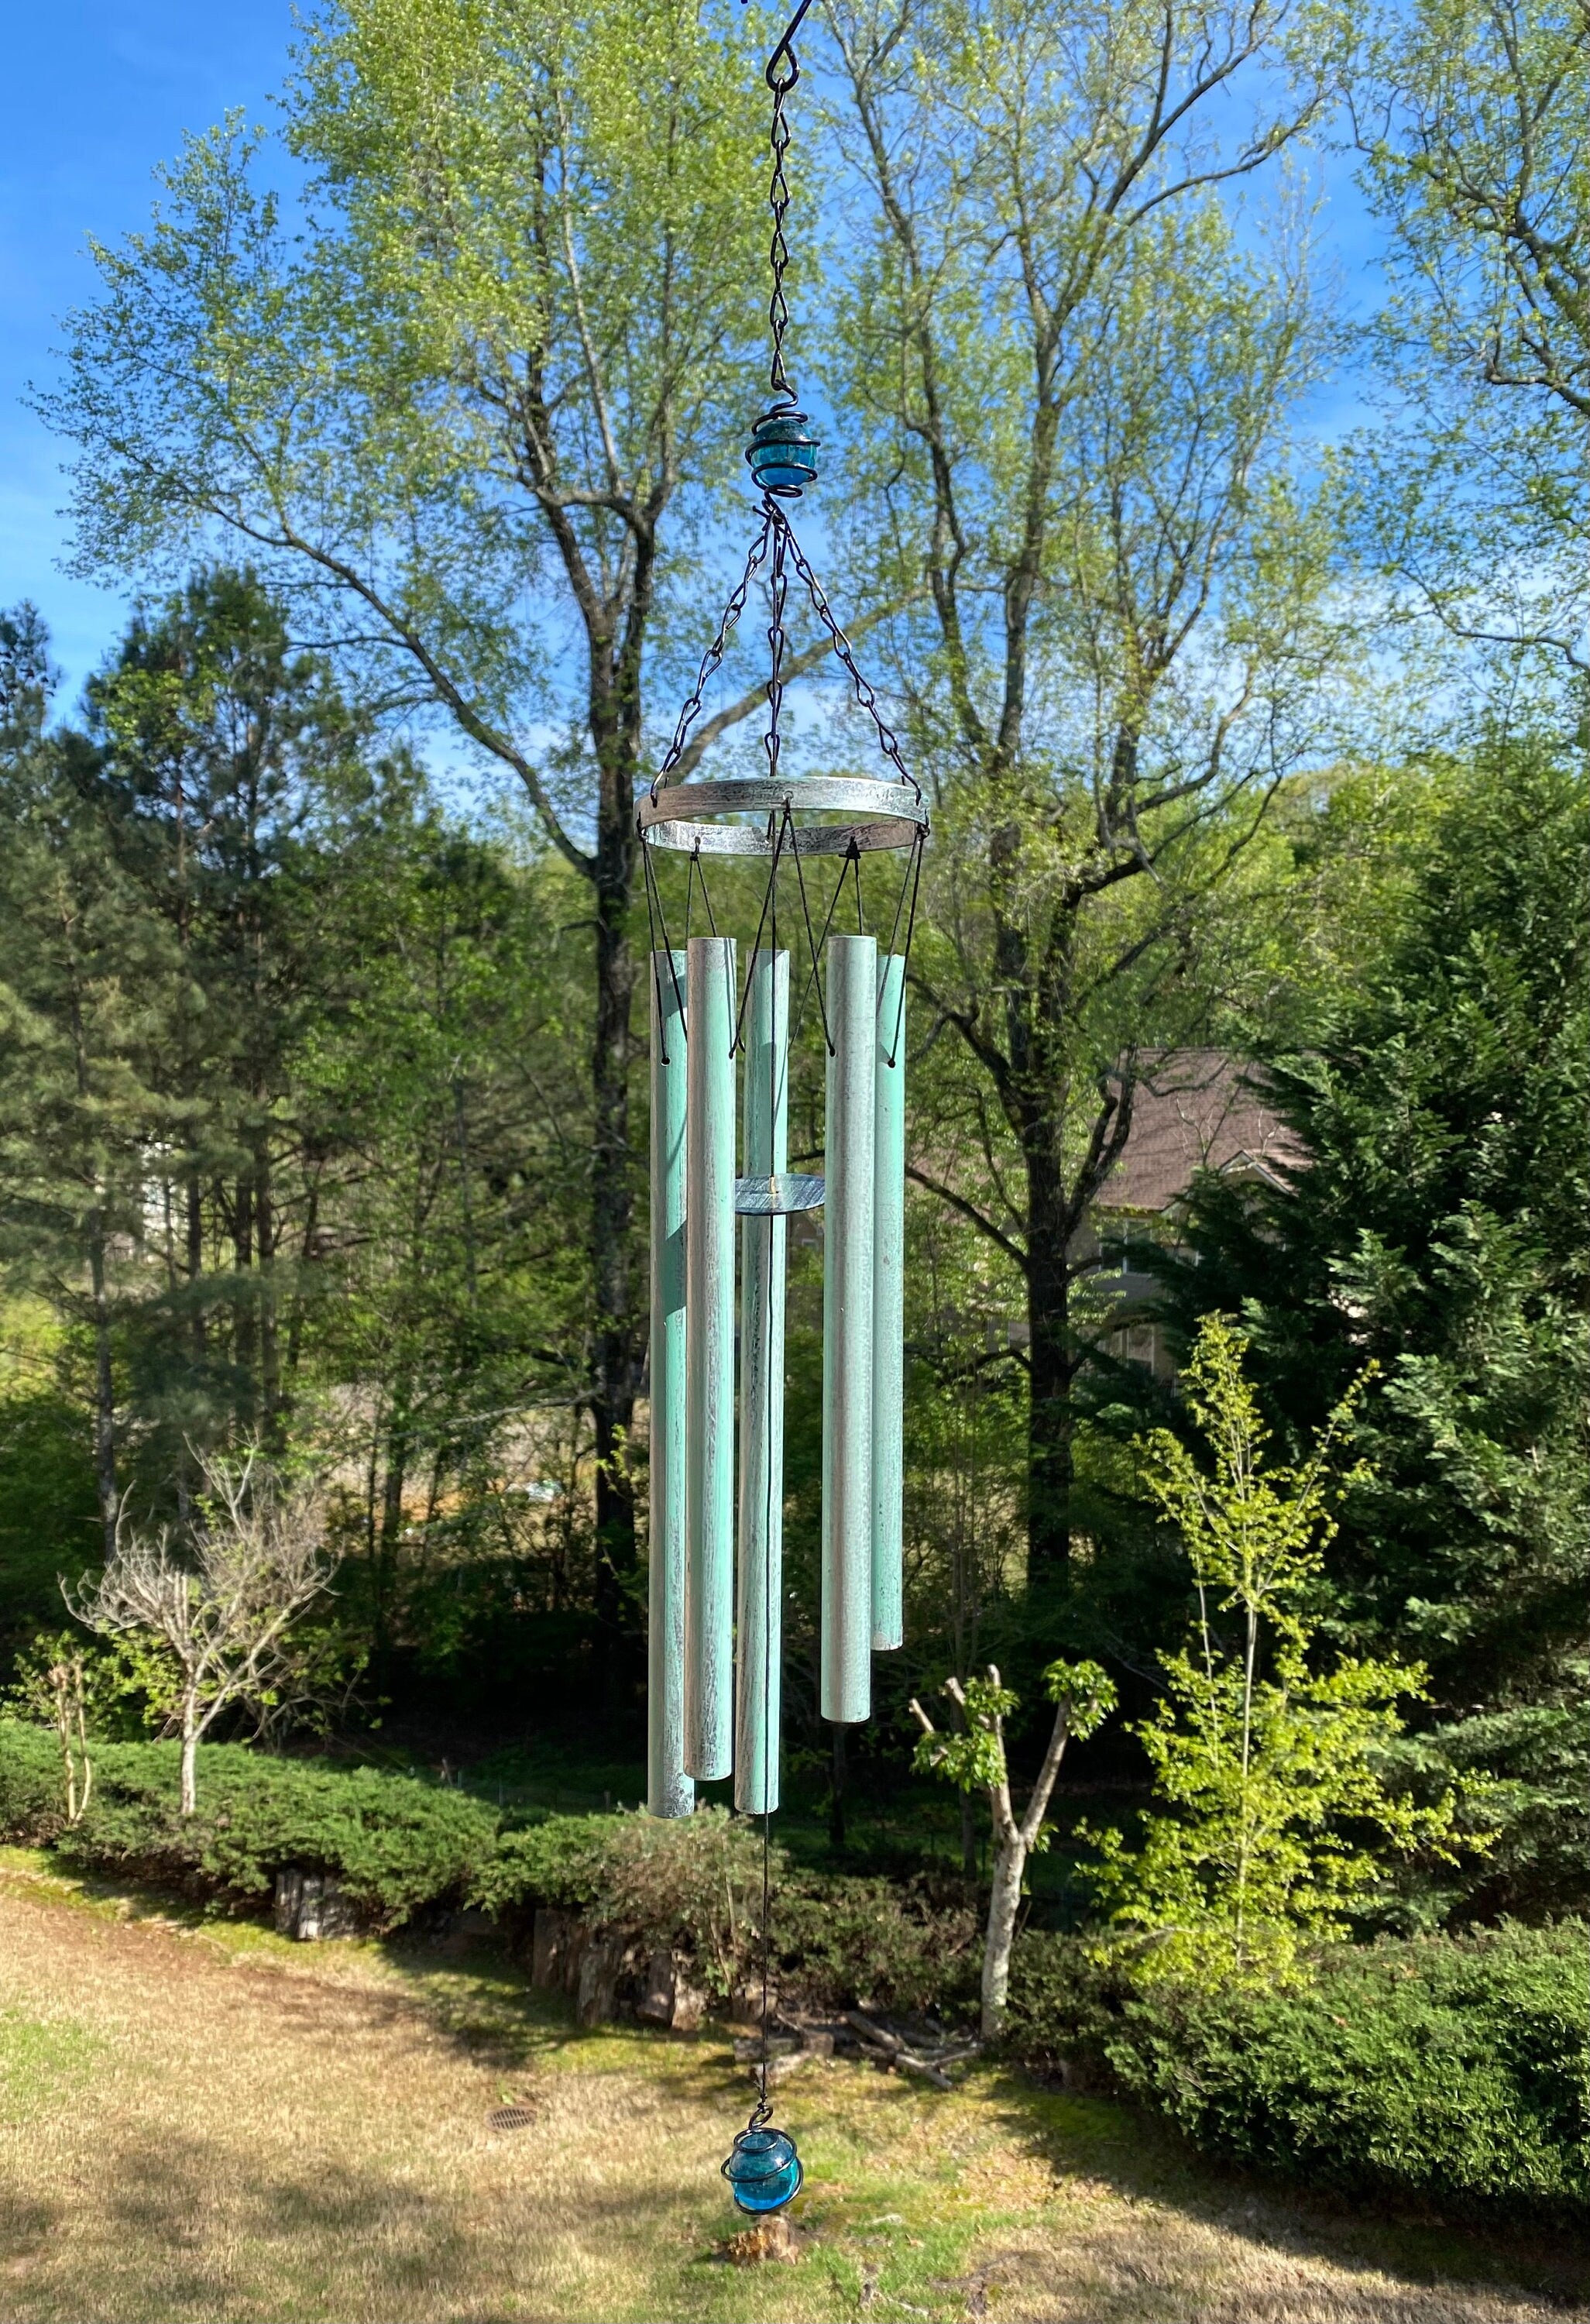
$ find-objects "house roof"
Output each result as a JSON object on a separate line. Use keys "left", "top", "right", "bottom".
{"left": 1098, "top": 1050, "right": 1307, "bottom": 1215}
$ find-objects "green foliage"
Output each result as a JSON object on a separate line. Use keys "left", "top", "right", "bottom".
{"left": 773, "top": 1875, "right": 980, "bottom": 2018}
{"left": 1111, "top": 1924, "right": 1590, "bottom": 2218}
{"left": 0, "top": 1719, "right": 496, "bottom": 1927}
{"left": 470, "top": 1812, "right": 623, "bottom": 1915}
{"left": 1006, "top": 1920, "right": 1590, "bottom": 2216}
{"left": 912, "top": 1676, "right": 1020, "bottom": 1796}
{"left": 4, "top": 1627, "right": 183, "bottom": 1744}
{"left": 1353, "top": 0, "right": 1589, "bottom": 682}
{"left": 476, "top": 1804, "right": 979, "bottom": 2014}
{"left": 1142, "top": 743, "right": 1589, "bottom": 1913}
{"left": 912, "top": 1661, "right": 1115, "bottom": 1813}
{"left": 1002, "top": 1927, "right": 1140, "bottom": 2068}
{"left": 1088, "top": 1316, "right": 1468, "bottom": 1977}
{"left": 0, "top": 1339, "right": 101, "bottom": 1684}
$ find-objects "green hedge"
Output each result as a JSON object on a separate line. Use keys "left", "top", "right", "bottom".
{"left": 0, "top": 1724, "right": 977, "bottom": 2009}
{"left": 0, "top": 1720, "right": 497, "bottom": 1928}
{"left": 478, "top": 1804, "right": 979, "bottom": 2013}
{"left": 1008, "top": 1922, "right": 1590, "bottom": 2218}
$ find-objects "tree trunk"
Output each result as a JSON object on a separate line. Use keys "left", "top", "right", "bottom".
{"left": 589, "top": 732, "right": 640, "bottom": 1645}
{"left": 1025, "top": 1143, "right": 1076, "bottom": 1583}
{"left": 981, "top": 1827, "right": 1027, "bottom": 2037}
{"left": 86, "top": 1208, "right": 118, "bottom": 1562}
{"left": 233, "top": 1171, "right": 256, "bottom": 1427}
{"left": 179, "top": 1700, "right": 199, "bottom": 1816}
{"left": 374, "top": 1411, "right": 410, "bottom": 1662}
{"left": 256, "top": 1133, "right": 281, "bottom": 1446}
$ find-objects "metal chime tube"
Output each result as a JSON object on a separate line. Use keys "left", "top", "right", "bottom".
{"left": 647, "top": 951, "right": 693, "bottom": 1818}
{"left": 871, "top": 954, "right": 906, "bottom": 1652}
{"left": 735, "top": 948, "right": 789, "bottom": 1814}
{"left": 685, "top": 936, "right": 737, "bottom": 1780}
{"left": 821, "top": 932, "right": 877, "bottom": 1724}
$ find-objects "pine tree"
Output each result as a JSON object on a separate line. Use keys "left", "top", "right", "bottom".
{"left": 1141, "top": 741, "right": 1589, "bottom": 1913}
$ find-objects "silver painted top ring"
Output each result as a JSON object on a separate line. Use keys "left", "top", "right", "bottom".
{"left": 639, "top": 775, "right": 927, "bottom": 858}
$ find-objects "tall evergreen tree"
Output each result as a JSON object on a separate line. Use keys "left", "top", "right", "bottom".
{"left": 1140, "top": 739, "right": 1589, "bottom": 1910}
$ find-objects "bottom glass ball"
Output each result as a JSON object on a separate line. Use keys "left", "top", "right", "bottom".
{"left": 721, "top": 2125, "right": 803, "bottom": 2214}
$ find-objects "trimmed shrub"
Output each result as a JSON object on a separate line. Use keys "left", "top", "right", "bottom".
{"left": 477, "top": 1803, "right": 979, "bottom": 2013}
{"left": 0, "top": 1720, "right": 498, "bottom": 1928}
{"left": 1008, "top": 1920, "right": 1590, "bottom": 2217}
{"left": 471, "top": 1812, "right": 623, "bottom": 1914}
{"left": 774, "top": 1875, "right": 979, "bottom": 2017}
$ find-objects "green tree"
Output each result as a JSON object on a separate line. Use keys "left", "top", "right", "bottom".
{"left": 1352, "top": 0, "right": 1590, "bottom": 683}
{"left": 0, "top": 608, "right": 173, "bottom": 1552}
{"left": 1089, "top": 1315, "right": 1465, "bottom": 1980}
{"left": 38, "top": 0, "right": 785, "bottom": 1604}
{"left": 82, "top": 570, "right": 369, "bottom": 1471}
{"left": 1143, "top": 741, "right": 1589, "bottom": 1910}
{"left": 825, "top": 0, "right": 1352, "bottom": 1583}
{"left": 912, "top": 1657, "right": 1116, "bottom": 2033}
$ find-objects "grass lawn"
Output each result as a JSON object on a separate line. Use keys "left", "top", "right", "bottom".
{"left": 0, "top": 1848, "right": 1581, "bottom": 2324}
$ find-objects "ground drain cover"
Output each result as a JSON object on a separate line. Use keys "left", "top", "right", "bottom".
{"left": 488, "top": 2104, "right": 537, "bottom": 2130}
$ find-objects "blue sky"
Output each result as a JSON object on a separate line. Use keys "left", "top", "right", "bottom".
{"left": 3, "top": 3, "right": 1389, "bottom": 715}
{"left": 0, "top": 1, "right": 295, "bottom": 704}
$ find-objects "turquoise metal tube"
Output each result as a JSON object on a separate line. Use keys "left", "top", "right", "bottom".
{"left": 735, "top": 949, "right": 788, "bottom": 1815}
{"left": 685, "top": 936, "right": 737, "bottom": 1781}
{"left": 821, "top": 933, "right": 877, "bottom": 1724}
{"left": 872, "top": 954, "right": 906, "bottom": 1652}
{"left": 647, "top": 951, "right": 693, "bottom": 1817}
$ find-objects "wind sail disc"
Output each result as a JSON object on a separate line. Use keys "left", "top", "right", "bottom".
{"left": 734, "top": 1172, "right": 825, "bottom": 1215}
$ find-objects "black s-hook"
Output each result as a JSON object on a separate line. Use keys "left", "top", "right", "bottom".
{"left": 760, "top": 0, "right": 816, "bottom": 90}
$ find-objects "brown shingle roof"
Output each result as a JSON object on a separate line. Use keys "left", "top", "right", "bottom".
{"left": 1099, "top": 1051, "right": 1307, "bottom": 1215}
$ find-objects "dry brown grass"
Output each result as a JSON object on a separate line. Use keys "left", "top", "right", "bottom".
{"left": 0, "top": 1851, "right": 1582, "bottom": 2324}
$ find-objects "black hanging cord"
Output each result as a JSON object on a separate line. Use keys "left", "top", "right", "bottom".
{"left": 883, "top": 827, "right": 924, "bottom": 1067}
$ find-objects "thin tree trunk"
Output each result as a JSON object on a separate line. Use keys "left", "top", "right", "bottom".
{"left": 233, "top": 1171, "right": 256, "bottom": 1428}
{"left": 981, "top": 1831, "right": 1027, "bottom": 2037}
{"left": 256, "top": 1135, "right": 281, "bottom": 1446}
{"left": 589, "top": 806, "right": 639, "bottom": 1635}
{"left": 64, "top": 961, "right": 118, "bottom": 1559}
{"left": 375, "top": 1411, "right": 410, "bottom": 1662}
{"left": 1025, "top": 1153, "right": 1076, "bottom": 1583}
{"left": 828, "top": 1721, "right": 849, "bottom": 1851}
{"left": 180, "top": 1699, "right": 199, "bottom": 1816}
{"left": 86, "top": 1210, "right": 118, "bottom": 1562}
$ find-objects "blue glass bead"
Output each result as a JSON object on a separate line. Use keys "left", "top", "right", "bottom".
{"left": 721, "top": 2125, "right": 803, "bottom": 2213}
{"left": 746, "top": 410, "right": 819, "bottom": 496}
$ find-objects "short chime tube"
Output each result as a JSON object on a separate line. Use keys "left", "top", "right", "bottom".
{"left": 871, "top": 954, "right": 906, "bottom": 1653}
{"left": 685, "top": 936, "right": 737, "bottom": 1781}
{"left": 821, "top": 932, "right": 877, "bottom": 1724}
{"left": 735, "top": 949, "right": 789, "bottom": 1815}
{"left": 647, "top": 951, "right": 693, "bottom": 1818}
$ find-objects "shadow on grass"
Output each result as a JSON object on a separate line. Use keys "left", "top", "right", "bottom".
{"left": 3, "top": 2118, "right": 676, "bottom": 2324}
{"left": 980, "top": 2060, "right": 1590, "bottom": 2314}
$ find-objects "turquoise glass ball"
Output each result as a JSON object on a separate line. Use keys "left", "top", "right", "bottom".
{"left": 746, "top": 410, "right": 819, "bottom": 495}
{"left": 722, "top": 2126, "right": 803, "bottom": 2213}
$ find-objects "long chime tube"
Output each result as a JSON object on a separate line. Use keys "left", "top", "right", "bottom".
{"left": 735, "top": 949, "right": 789, "bottom": 1815}
{"left": 684, "top": 936, "right": 737, "bottom": 1781}
{"left": 647, "top": 951, "right": 693, "bottom": 1818}
{"left": 821, "top": 932, "right": 877, "bottom": 1724}
{"left": 871, "top": 954, "right": 906, "bottom": 1652}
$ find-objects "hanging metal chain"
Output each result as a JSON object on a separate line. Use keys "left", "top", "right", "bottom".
{"left": 764, "top": 514, "right": 790, "bottom": 782}
{"left": 763, "top": 4, "right": 815, "bottom": 408}
{"left": 776, "top": 509, "right": 923, "bottom": 801}
{"left": 649, "top": 515, "right": 772, "bottom": 804}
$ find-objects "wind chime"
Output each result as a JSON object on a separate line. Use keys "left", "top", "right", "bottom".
{"left": 640, "top": 0, "right": 928, "bottom": 2219}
